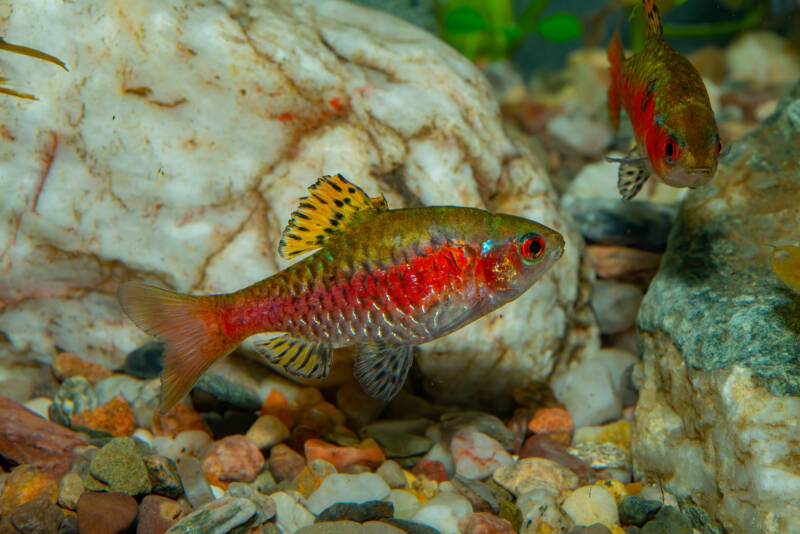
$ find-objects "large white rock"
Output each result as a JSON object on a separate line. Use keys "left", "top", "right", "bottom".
{"left": 0, "top": 0, "right": 596, "bottom": 405}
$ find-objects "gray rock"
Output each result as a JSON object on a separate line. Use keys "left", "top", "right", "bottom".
{"left": 89, "top": 437, "right": 151, "bottom": 495}
{"left": 361, "top": 419, "right": 433, "bottom": 458}
{"left": 377, "top": 460, "right": 409, "bottom": 489}
{"left": 382, "top": 518, "right": 441, "bottom": 534}
{"left": 590, "top": 281, "right": 644, "bottom": 335}
{"left": 568, "top": 525, "right": 612, "bottom": 534}
{"left": 196, "top": 374, "right": 261, "bottom": 411}
{"left": 176, "top": 455, "right": 214, "bottom": 509}
{"left": 166, "top": 497, "right": 257, "bottom": 534}
{"left": 123, "top": 341, "right": 164, "bottom": 379}
{"left": 51, "top": 376, "right": 96, "bottom": 425}
{"left": 440, "top": 411, "right": 514, "bottom": 450}
{"left": 94, "top": 375, "right": 144, "bottom": 405}
{"left": 297, "top": 521, "right": 366, "bottom": 534}
{"left": 9, "top": 496, "right": 64, "bottom": 534}
{"left": 640, "top": 506, "right": 692, "bottom": 534}
{"left": 618, "top": 496, "right": 662, "bottom": 526}
{"left": 143, "top": 454, "right": 184, "bottom": 499}
{"left": 225, "top": 482, "right": 276, "bottom": 523}
{"left": 552, "top": 361, "right": 622, "bottom": 428}
{"left": 316, "top": 501, "right": 394, "bottom": 523}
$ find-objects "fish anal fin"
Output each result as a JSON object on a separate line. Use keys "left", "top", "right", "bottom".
{"left": 354, "top": 344, "right": 414, "bottom": 401}
{"left": 118, "top": 282, "right": 232, "bottom": 413}
{"left": 253, "top": 334, "right": 332, "bottom": 379}
{"left": 278, "top": 174, "right": 388, "bottom": 259}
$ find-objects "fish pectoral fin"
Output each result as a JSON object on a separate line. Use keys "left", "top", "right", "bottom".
{"left": 253, "top": 334, "right": 332, "bottom": 379}
{"left": 354, "top": 344, "right": 414, "bottom": 401}
{"left": 617, "top": 163, "right": 650, "bottom": 201}
{"left": 278, "top": 173, "right": 388, "bottom": 260}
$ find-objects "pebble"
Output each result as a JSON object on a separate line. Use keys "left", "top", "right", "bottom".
{"left": 590, "top": 281, "right": 644, "bottom": 335}
{"left": 306, "top": 473, "right": 391, "bottom": 515}
{"left": 569, "top": 525, "right": 612, "bottom": 534}
{"left": 53, "top": 352, "right": 112, "bottom": 384}
{"left": 518, "top": 434, "right": 594, "bottom": 484}
{"left": 225, "top": 482, "right": 276, "bottom": 522}
{"left": 441, "top": 412, "right": 514, "bottom": 450}
{"left": 22, "top": 396, "right": 53, "bottom": 419}
{"left": 377, "top": 460, "right": 409, "bottom": 489}
{"left": 165, "top": 497, "right": 257, "bottom": 534}
{"left": 51, "top": 376, "right": 97, "bottom": 425}
{"left": 316, "top": 501, "right": 394, "bottom": 523}
{"left": 493, "top": 458, "right": 579, "bottom": 497}
{"left": 458, "top": 512, "right": 515, "bottom": 534}
{"left": 551, "top": 361, "right": 622, "bottom": 429}
{"left": 413, "top": 492, "right": 473, "bottom": 534}
{"left": 587, "top": 245, "right": 662, "bottom": 283}
{"left": 297, "top": 521, "right": 366, "bottom": 534}
{"left": 152, "top": 402, "right": 213, "bottom": 438}
{"left": 596, "top": 350, "right": 639, "bottom": 408}
{"left": 386, "top": 489, "right": 421, "bottom": 520}
{"left": 568, "top": 442, "right": 629, "bottom": 470}
{"left": 5, "top": 495, "right": 64, "bottom": 534}
{"left": 57, "top": 471, "right": 85, "bottom": 510}
{"left": 0, "top": 466, "right": 56, "bottom": 514}
{"left": 383, "top": 518, "right": 441, "bottom": 534}
{"left": 640, "top": 506, "right": 692, "bottom": 534}
{"left": 451, "top": 430, "right": 513, "bottom": 480}
{"left": 412, "top": 459, "right": 449, "bottom": 482}
{"left": 71, "top": 396, "right": 137, "bottom": 437}
{"left": 0, "top": 396, "right": 88, "bottom": 478}
{"left": 361, "top": 418, "right": 433, "bottom": 458}
{"left": 547, "top": 111, "right": 614, "bottom": 157}
{"left": 272, "top": 491, "right": 316, "bottom": 533}
{"left": 527, "top": 407, "right": 574, "bottom": 435}
{"left": 288, "top": 458, "right": 336, "bottom": 497}
{"left": 133, "top": 428, "right": 154, "bottom": 447}
{"left": 561, "top": 485, "right": 619, "bottom": 526}
{"left": 336, "top": 382, "right": 386, "bottom": 429}
{"left": 93, "top": 375, "right": 145, "bottom": 406}
{"left": 201, "top": 434, "right": 264, "bottom": 482}
{"left": 131, "top": 378, "right": 162, "bottom": 428}
{"left": 175, "top": 455, "right": 214, "bottom": 509}
{"left": 637, "top": 486, "right": 679, "bottom": 508}
{"left": 516, "top": 487, "right": 572, "bottom": 534}
{"left": 144, "top": 454, "right": 183, "bottom": 499}
{"left": 137, "top": 494, "right": 183, "bottom": 534}
{"left": 246, "top": 414, "right": 290, "bottom": 451}
{"left": 77, "top": 492, "right": 139, "bottom": 534}
{"left": 725, "top": 31, "right": 800, "bottom": 86}
{"left": 618, "top": 495, "right": 662, "bottom": 526}
{"left": 423, "top": 442, "right": 455, "bottom": 478}
{"left": 196, "top": 374, "right": 262, "bottom": 411}
{"left": 304, "top": 437, "right": 385, "bottom": 472}
{"left": 573, "top": 420, "right": 632, "bottom": 453}
{"left": 450, "top": 477, "right": 499, "bottom": 514}
{"left": 270, "top": 443, "right": 307, "bottom": 482}
{"left": 89, "top": 437, "right": 152, "bottom": 495}
{"left": 123, "top": 341, "right": 164, "bottom": 379}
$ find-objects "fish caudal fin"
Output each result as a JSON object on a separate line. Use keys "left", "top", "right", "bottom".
{"left": 118, "top": 282, "right": 232, "bottom": 412}
{"left": 607, "top": 30, "right": 624, "bottom": 131}
{"left": 642, "top": 0, "right": 664, "bottom": 39}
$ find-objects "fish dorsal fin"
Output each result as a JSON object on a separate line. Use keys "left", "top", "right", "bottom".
{"left": 253, "top": 334, "right": 333, "bottom": 379}
{"left": 354, "top": 344, "right": 414, "bottom": 401}
{"left": 279, "top": 174, "right": 388, "bottom": 259}
{"left": 642, "top": 0, "right": 664, "bottom": 39}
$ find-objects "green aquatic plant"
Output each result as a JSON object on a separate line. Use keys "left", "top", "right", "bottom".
{"left": 437, "top": 0, "right": 583, "bottom": 61}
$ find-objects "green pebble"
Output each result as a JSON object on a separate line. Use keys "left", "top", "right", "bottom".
{"left": 89, "top": 437, "right": 152, "bottom": 496}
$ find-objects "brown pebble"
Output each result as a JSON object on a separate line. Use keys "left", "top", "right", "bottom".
{"left": 519, "top": 433, "right": 595, "bottom": 484}
{"left": 77, "top": 492, "right": 138, "bottom": 534}
{"left": 269, "top": 443, "right": 307, "bottom": 482}
{"left": 412, "top": 459, "right": 448, "bottom": 482}
{"left": 53, "top": 353, "right": 112, "bottom": 384}
{"left": 137, "top": 494, "right": 183, "bottom": 534}
{"left": 152, "top": 402, "right": 212, "bottom": 438}
{"left": 7, "top": 496, "right": 64, "bottom": 534}
{"left": 201, "top": 434, "right": 264, "bottom": 482}
{"left": 458, "top": 512, "right": 516, "bottom": 534}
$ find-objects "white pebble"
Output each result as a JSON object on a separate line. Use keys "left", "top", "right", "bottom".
{"left": 385, "top": 489, "right": 419, "bottom": 520}
{"left": 23, "top": 397, "right": 53, "bottom": 419}
{"left": 132, "top": 428, "right": 154, "bottom": 447}
{"left": 591, "top": 281, "right": 643, "bottom": 335}
{"left": 561, "top": 485, "right": 619, "bottom": 526}
{"left": 552, "top": 361, "right": 622, "bottom": 428}
{"left": 272, "top": 491, "right": 315, "bottom": 534}
{"left": 210, "top": 485, "right": 225, "bottom": 499}
{"left": 306, "top": 473, "right": 390, "bottom": 515}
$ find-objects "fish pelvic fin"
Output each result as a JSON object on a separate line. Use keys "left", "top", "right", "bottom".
{"left": 118, "top": 282, "right": 232, "bottom": 413}
{"left": 354, "top": 344, "right": 414, "bottom": 401}
{"left": 607, "top": 30, "right": 624, "bottom": 131}
{"left": 279, "top": 174, "right": 388, "bottom": 260}
{"left": 252, "top": 334, "right": 333, "bottom": 379}
{"left": 642, "top": 0, "right": 664, "bottom": 40}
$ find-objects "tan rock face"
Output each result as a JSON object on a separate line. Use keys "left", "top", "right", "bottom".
{"left": 0, "top": 0, "right": 595, "bottom": 405}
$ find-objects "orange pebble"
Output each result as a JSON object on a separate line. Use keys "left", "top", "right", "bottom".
{"left": 412, "top": 460, "right": 448, "bottom": 482}
{"left": 0, "top": 465, "right": 58, "bottom": 513}
{"left": 528, "top": 407, "right": 573, "bottom": 435}
{"left": 261, "top": 390, "right": 297, "bottom": 429}
{"left": 204, "top": 471, "right": 230, "bottom": 491}
{"left": 626, "top": 481, "right": 644, "bottom": 494}
{"left": 304, "top": 437, "right": 385, "bottom": 472}
{"left": 152, "top": 402, "right": 212, "bottom": 438}
{"left": 71, "top": 396, "right": 136, "bottom": 437}
{"left": 53, "top": 352, "right": 112, "bottom": 384}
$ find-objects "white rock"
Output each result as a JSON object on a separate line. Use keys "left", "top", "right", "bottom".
{"left": 423, "top": 443, "right": 456, "bottom": 479}
{"left": 563, "top": 158, "right": 622, "bottom": 201}
{"left": 547, "top": 112, "right": 613, "bottom": 157}
{"left": 638, "top": 486, "right": 679, "bottom": 508}
{"left": 246, "top": 415, "right": 290, "bottom": 451}
{"left": 272, "top": 491, "right": 315, "bottom": 534}
{"left": 552, "top": 361, "right": 622, "bottom": 428}
{"left": 166, "top": 431, "right": 213, "bottom": 461}
{"left": 306, "top": 473, "right": 390, "bottom": 515}
{"left": 0, "top": 0, "right": 594, "bottom": 407}
{"left": 725, "top": 31, "right": 800, "bottom": 86}
{"left": 412, "top": 493, "right": 472, "bottom": 534}
{"left": 132, "top": 428, "right": 154, "bottom": 447}
{"left": 590, "top": 281, "right": 643, "bottom": 335}
{"left": 561, "top": 485, "right": 619, "bottom": 526}
{"left": 210, "top": 485, "right": 225, "bottom": 499}
{"left": 517, "top": 488, "right": 572, "bottom": 534}
{"left": 596, "top": 348, "right": 639, "bottom": 407}
{"left": 450, "top": 430, "right": 513, "bottom": 480}
{"left": 385, "top": 489, "right": 420, "bottom": 520}
{"left": 23, "top": 397, "right": 53, "bottom": 419}
{"left": 418, "top": 492, "right": 472, "bottom": 519}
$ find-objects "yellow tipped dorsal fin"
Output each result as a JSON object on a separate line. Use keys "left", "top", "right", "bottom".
{"left": 642, "top": 0, "right": 664, "bottom": 40}
{"left": 279, "top": 174, "right": 388, "bottom": 259}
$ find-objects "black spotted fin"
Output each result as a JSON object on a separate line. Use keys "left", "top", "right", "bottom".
{"left": 354, "top": 344, "right": 414, "bottom": 401}
{"left": 606, "top": 147, "right": 651, "bottom": 201}
{"left": 253, "top": 334, "right": 333, "bottom": 378}
{"left": 279, "top": 174, "right": 388, "bottom": 259}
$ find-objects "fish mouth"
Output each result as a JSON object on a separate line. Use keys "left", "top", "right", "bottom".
{"left": 664, "top": 166, "right": 715, "bottom": 188}
{"left": 689, "top": 167, "right": 713, "bottom": 175}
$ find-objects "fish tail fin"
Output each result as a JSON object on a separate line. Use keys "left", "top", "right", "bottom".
{"left": 118, "top": 282, "right": 235, "bottom": 413}
{"left": 642, "top": 0, "right": 663, "bottom": 39}
{"left": 607, "top": 30, "right": 624, "bottom": 130}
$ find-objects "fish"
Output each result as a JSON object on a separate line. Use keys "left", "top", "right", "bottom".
{"left": 606, "top": 0, "right": 722, "bottom": 200}
{"left": 119, "top": 174, "right": 565, "bottom": 412}
{"left": 0, "top": 37, "right": 68, "bottom": 101}
{"left": 771, "top": 245, "right": 800, "bottom": 293}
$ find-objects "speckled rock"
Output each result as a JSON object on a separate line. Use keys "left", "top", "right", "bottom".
{"left": 493, "top": 458, "right": 579, "bottom": 497}
{"left": 568, "top": 442, "right": 629, "bottom": 470}
{"left": 618, "top": 496, "right": 662, "bottom": 527}
{"left": 89, "top": 437, "right": 152, "bottom": 495}
{"left": 516, "top": 488, "right": 572, "bottom": 534}
{"left": 634, "top": 83, "right": 800, "bottom": 534}
{"left": 201, "top": 434, "right": 264, "bottom": 482}
{"left": 0, "top": 0, "right": 594, "bottom": 411}
{"left": 640, "top": 506, "right": 692, "bottom": 534}
{"left": 0, "top": 465, "right": 59, "bottom": 514}
{"left": 5, "top": 496, "right": 65, "bottom": 534}
{"left": 166, "top": 497, "right": 258, "bottom": 534}
{"left": 144, "top": 454, "right": 184, "bottom": 499}
{"left": 451, "top": 430, "right": 513, "bottom": 480}
{"left": 50, "top": 376, "right": 96, "bottom": 426}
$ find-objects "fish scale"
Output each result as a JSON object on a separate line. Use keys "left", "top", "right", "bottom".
{"left": 119, "top": 174, "right": 564, "bottom": 411}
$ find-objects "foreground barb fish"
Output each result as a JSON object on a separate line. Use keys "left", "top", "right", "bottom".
{"left": 606, "top": 0, "right": 722, "bottom": 200}
{"left": 771, "top": 245, "right": 800, "bottom": 293}
{"left": 119, "top": 174, "right": 565, "bottom": 412}
{"left": 0, "top": 37, "right": 68, "bottom": 100}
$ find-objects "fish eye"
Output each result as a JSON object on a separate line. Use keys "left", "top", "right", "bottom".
{"left": 663, "top": 137, "right": 679, "bottom": 164}
{"left": 520, "top": 233, "right": 546, "bottom": 262}
{"left": 715, "top": 138, "right": 723, "bottom": 158}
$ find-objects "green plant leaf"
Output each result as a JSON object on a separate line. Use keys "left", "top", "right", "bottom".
{"left": 503, "top": 26, "right": 521, "bottom": 44}
{"left": 535, "top": 12, "right": 583, "bottom": 42}
{"left": 518, "top": 0, "right": 551, "bottom": 36}
{"left": 444, "top": 6, "right": 488, "bottom": 35}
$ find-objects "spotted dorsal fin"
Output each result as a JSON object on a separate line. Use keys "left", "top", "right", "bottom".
{"left": 279, "top": 174, "right": 388, "bottom": 259}
{"left": 642, "top": 0, "right": 663, "bottom": 40}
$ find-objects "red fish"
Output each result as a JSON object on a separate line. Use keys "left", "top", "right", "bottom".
{"left": 119, "top": 174, "right": 565, "bottom": 411}
{"left": 607, "top": 0, "right": 722, "bottom": 200}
